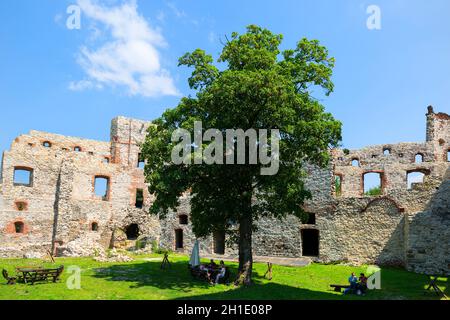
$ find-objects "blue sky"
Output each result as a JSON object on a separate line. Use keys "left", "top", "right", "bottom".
{"left": 1, "top": 0, "right": 449, "bottom": 156}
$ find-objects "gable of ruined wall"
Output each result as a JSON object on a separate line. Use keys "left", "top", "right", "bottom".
{"left": 319, "top": 197, "right": 406, "bottom": 265}
{"left": 110, "top": 117, "right": 151, "bottom": 167}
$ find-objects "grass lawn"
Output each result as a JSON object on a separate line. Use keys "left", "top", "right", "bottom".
{"left": 0, "top": 254, "right": 448, "bottom": 300}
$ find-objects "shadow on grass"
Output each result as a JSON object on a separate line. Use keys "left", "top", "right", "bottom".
{"left": 175, "top": 282, "right": 346, "bottom": 300}
{"left": 90, "top": 258, "right": 447, "bottom": 300}
{"left": 92, "top": 260, "right": 223, "bottom": 293}
{"left": 91, "top": 260, "right": 353, "bottom": 300}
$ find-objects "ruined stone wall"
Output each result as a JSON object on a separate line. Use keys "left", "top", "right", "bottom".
{"left": 320, "top": 108, "right": 450, "bottom": 274}
{"left": 0, "top": 122, "right": 160, "bottom": 258}
{"left": 0, "top": 108, "right": 448, "bottom": 275}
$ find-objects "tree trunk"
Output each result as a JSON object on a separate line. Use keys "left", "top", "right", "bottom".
{"left": 235, "top": 212, "right": 253, "bottom": 286}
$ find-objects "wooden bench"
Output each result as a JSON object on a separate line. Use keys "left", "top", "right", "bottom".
{"left": 330, "top": 284, "right": 350, "bottom": 292}
{"left": 2, "top": 269, "right": 17, "bottom": 285}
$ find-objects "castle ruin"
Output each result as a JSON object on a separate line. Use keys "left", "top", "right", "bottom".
{"left": 0, "top": 106, "right": 449, "bottom": 275}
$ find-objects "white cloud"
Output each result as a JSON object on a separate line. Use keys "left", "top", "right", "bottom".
{"left": 72, "top": 0, "right": 179, "bottom": 97}
{"left": 167, "top": 2, "right": 186, "bottom": 18}
{"left": 208, "top": 31, "right": 217, "bottom": 43}
{"left": 69, "top": 80, "right": 101, "bottom": 91}
{"left": 156, "top": 10, "right": 166, "bottom": 23}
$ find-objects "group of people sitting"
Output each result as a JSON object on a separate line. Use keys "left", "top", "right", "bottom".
{"left": 194, "top": 259, "right": 228, "bottom": 285}
{"left": 344, "top": 272, "right": 368, "bottom": 295}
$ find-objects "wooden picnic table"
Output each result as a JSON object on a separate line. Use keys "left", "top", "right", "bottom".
{"left": 16, "top": 266, "right": 64, "bottom": 285}
{"left": 16, "top": 267, "right": 43, "bottom": 284}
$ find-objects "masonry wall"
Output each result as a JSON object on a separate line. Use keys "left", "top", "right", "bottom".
{"left": 0, "top": 108, "right": 448, "bottom": 275}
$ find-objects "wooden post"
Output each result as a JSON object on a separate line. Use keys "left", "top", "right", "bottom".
{"left": 46, "top": 250, "right": 55, "bottom": 264}
{"left": 161, "top": 253, "right": 171, "bottom": 269}
{"left": 264, "top": 262, "right": 273, "bottom": 281}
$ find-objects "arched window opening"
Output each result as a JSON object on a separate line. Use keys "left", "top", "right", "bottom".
{"left": 415, "top": 154, "right": 424, "bottom": 164}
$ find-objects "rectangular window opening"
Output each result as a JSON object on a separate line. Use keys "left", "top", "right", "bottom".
{"left": 14, "top": 168, "right": 33, "bottom": 187}
{"left": 363, "top": 172, "right": 382, "bottom": 196}
{"left": 135, "top": 189, "right": 144, "bottom": 208}
{"left": 138, "top": 153, "right": 145, "bottom": 169}
{"left": 94, "top": 176, "right": 110, "bottom": 201}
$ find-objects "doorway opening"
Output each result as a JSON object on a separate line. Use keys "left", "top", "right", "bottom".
{"left": 301, "top": 229, "right": 319, "bottom": 257}
{"left": 175, "top": 229, "right": 184, "bottom": 250}
{"left": 213, "top": 231, "right": 226, "bottom": 255}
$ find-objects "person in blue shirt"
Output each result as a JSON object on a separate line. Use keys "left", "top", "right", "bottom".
{"left": 343, "top": 273, "right": 358, "bottom": 295}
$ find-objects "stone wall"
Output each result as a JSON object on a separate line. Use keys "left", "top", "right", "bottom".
{"left": 0, "top": 108, "right": 448, "bottom": 275}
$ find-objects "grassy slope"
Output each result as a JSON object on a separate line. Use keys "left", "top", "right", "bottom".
{"left": 0, "top": 254, "right": 447, "bottom": 300}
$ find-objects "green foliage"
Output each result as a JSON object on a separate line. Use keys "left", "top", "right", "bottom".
{"left": 135, "top": 239, "right": 146, "bottom": 250}
{"left": 151, "top": 240, "right": 159, "bottom": 253}
{"left": 141, "top": 25, "right": 342, "bottom": 264}
{"left": 150, "top": 240, "right": 171, "bottom": 255}
{"left": 365, "top": 186, "right": 382, "bottom": 196}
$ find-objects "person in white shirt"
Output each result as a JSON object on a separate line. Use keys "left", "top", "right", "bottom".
{"left": 215, "top": 261, "right": 227, "bottom": 285}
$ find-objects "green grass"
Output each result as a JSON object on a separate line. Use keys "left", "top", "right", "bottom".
{"left": 0, "top": 254, "right": 447, "bottom": 300}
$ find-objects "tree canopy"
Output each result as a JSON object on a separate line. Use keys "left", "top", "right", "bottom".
{"left": 141, "top": 25, "right": 342, "bottom": 284}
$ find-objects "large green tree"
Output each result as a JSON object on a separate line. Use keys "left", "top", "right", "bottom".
{"left": 142, "top": 25, "right": 342, "bottom": 285}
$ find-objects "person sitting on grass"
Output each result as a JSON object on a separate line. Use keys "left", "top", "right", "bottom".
{"left": 199, "top": 264, "right": 212, "bottom": 282}
{"left": 214, "top": 261, "right": 227, "bottom": 285}
{"left": 208, "top": 259, "right": 218, "bottom": 270}
{"left": 343, "top": 273, "right": 358, "bottom": 295}
{"left": 357, "top": 273, "right": 368, "bottom": 295}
